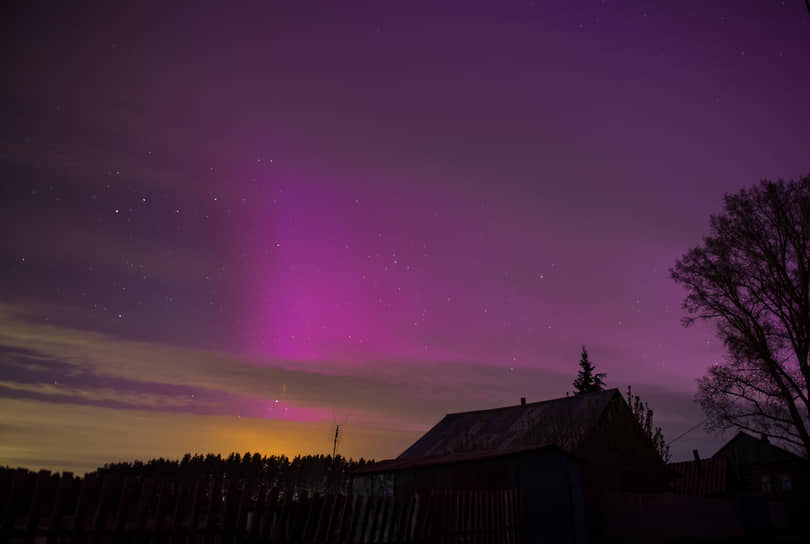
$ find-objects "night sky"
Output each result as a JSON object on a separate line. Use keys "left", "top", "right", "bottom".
{"left": 2, "top": 1, "right": 809, "bottom": 474}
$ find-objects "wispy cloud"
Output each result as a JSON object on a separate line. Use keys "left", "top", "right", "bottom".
{"left": 0, "top": 302, "right": 570, "bottom": 427}
{"left": 0, "top": 301, "right": 724, "bottom": 469}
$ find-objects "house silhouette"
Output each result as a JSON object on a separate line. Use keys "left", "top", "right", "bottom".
{"left": 354, "top": 389, "right": 671, "bottom": 543}
{"left": 356, "top": 388, "right": 670, "bottom": 494}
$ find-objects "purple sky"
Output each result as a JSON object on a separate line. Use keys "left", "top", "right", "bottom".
{"left": 2, "top": 1, "right": 809, "bottom": 473}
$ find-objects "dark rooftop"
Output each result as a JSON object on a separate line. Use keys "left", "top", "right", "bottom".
{"left": 355, "top": 444, "right": 580, "bottom": 475}
{"left": 399, "top": 389, "right": 621, "bottom": 459}
{"left": 712, "top": 431, "right": 807, "bottom": 464}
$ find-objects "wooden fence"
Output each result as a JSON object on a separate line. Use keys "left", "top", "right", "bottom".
{"left": 590, "top": 491, "right": 799, "bottom": 543}
{"left": 0, "top": 469, "right": 525, "bottom": 543}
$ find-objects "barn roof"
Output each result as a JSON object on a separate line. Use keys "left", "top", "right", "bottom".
{"left": 399, "top": 389, "right": 621, "bottom": 460}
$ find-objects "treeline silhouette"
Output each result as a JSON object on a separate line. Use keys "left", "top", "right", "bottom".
{"left": 4, "top": 452, "right": 374, "bottom": 498}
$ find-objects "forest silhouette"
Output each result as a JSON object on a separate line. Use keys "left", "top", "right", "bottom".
{"left": 3, "top": 452, "right": 373, "bottom": 498}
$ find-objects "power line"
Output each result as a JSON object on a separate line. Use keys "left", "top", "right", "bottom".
{"left": 669, "top": 417, "right": 710, "bottom": 444}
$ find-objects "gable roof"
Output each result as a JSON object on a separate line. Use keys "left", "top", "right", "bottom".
{"left": 399, "top": 389, "right": 622, "bottom": 459}
{"left": 712, "top": 431, "right": 807, "bottom": 464}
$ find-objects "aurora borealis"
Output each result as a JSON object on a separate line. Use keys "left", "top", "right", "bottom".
{"left": 2, "top": 1, "right": 809, "bottom": 473}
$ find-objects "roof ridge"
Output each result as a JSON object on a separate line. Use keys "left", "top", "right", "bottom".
{"left": 443, "top": 388, "right": 619, "bottom": 417}
{"left": 712, "top": 430, "right": 806, "bottom": 461}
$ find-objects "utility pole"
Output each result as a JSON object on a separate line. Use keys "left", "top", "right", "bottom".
{"left": 332, "top": 424, "right": 341, "bottom": 457}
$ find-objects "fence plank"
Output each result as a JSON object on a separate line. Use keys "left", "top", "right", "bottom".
{"left": 289, "top": 495, "right": 304, "bottom": 542}
{"left": 408, "top": 494, "right": 418, "bottom": 542}
{"left": 398, "top": 495, "right": 411, "bottom": 544}
{"left": 1, "top": 470, "right": 23, "bottom": 540}
{"left": 374, "top": 495, "right": 388, "bottom": 543}
{"left": 366, "top": 495, "right": 379, "bottom": 544}
{"left": 469, "top": 491, "right": 476, "bottom": 544}
{"left": 350, "top": 494, "right": 367, "bottom": 544}
{"left": 22, "top": 469, "right": 50, "bottom": 541}
{"left": 509, "top": 489, "right": 517, "bottom": 544}
{"left": 486, "top": 490, "right": 494, "bottom": 544}
{"left": 68, "top": 473, "right": 94, "bottom": 539}
{"left": 334, "top": 494, "right": 349, "bottom": 544}
{"left": 0, "top": 469, "right": 533, "bottom": 544}
{"left": 498, "top": 490, "right": 504, "bottom": 544}
{"left": 315, "top": 493, "right": 335, "bottom": 543}
{"left": 325, "top": 494, "right": 341, "bottom": 543}
{"left": 380, "top": 496, "right": 394, "bottom": 543}
{"left": 331, "top": 494, "right": 350, "bottom": 543}
{"left": 506, "top": 489, "right": 515, "bottom": 543}
{"left": 303, "top": 492, "right": 320, "bottom": 543}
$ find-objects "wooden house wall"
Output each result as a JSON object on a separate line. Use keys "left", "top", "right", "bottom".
{"left": 381, "top": 450, "right": 585, "bottom": 544}
{"left": 352, "top": 448, "right": 586, "bottom": 540}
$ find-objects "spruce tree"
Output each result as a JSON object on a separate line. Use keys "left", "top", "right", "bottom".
{"left": 572, "top": 346, "right": 606, "bottom": 394}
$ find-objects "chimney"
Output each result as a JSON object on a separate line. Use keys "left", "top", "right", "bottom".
{"left": 520, "top": 397, "right": 526, "bottom": 406}
{"left": 693, "top": 449, "right": 702, "bottom": 475}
